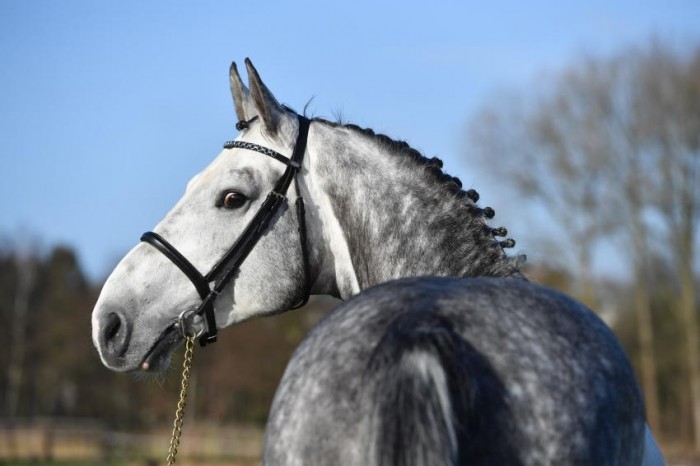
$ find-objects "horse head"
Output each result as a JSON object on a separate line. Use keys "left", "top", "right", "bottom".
{"left": 92, "top": 60, "right": 310, "bottom": 372}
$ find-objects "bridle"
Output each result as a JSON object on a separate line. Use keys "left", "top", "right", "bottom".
{"left": 140, "top": 114, "right": 311, "bottom": 347}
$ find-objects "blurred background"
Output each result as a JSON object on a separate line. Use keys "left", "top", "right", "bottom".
{"left": 1, "top": 1, "right": 698, "bottom": 464}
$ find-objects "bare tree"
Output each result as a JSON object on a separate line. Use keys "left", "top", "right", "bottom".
{"left": 632, "top": 43, "right": 700, "bottom": 448}
{"left": 468, "top": 41, "right": 700, "bottom": 439}
{"left": 470, "top": 84, "right": 613, "bottom": 308}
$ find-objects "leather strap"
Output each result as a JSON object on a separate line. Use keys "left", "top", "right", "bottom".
{"left": 223, "top": 141, "right": 301, "bottom": 169}
{"left": 289, "top": 117, "right": 311, "bottom": 309}
{"left": 140, "top": 231, "right": 210, "bottom": 300}
{"left": 290, "top": 176, "right": 310, "bottom": 309}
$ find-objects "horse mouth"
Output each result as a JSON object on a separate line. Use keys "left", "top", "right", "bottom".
{"left": 141, "top": 323, "right": 182, "bottom": 372}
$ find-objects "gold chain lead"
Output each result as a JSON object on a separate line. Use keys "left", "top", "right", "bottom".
{"left": 166, "top": 334, "right": 195, "bottom": 465}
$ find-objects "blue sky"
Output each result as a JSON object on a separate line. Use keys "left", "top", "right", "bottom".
{"left": 1, "top": 1, "right": 698, "bottom": 281}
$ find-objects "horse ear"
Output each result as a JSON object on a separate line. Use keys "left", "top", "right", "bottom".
{"left": 245, "top": 58, "right": 284, "bottom": 135}
{"left": 229, "top": 61, "right": 255, "bottom": 123}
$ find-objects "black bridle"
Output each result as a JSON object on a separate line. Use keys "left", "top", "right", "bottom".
{"left": 140, "top": 115, "right": 311, "bottom": 347}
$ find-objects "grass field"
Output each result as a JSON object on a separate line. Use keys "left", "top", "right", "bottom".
{"left": 2, "top": 421, "right": 699, "bottom": 465}
{"left": 0, "top": 421, "right": 262, "bottom": 466}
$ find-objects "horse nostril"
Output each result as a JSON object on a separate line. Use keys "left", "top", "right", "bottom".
{"left": 105, "top": 313, "right": 121, "bottom": 341}
{"left": 101, "top": 312, "right": 131, "bottom": 357}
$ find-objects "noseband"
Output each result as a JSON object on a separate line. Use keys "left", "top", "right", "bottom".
{"left": 140, "top": 115, "right": 311, "bottom": 346}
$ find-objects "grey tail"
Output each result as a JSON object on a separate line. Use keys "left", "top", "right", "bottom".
{"left": 365, "top": 310, "right": 520, "bottom": 466}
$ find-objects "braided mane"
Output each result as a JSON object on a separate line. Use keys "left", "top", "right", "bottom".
{"left": 313, "top": 118, "right": 522, "bottom": 266}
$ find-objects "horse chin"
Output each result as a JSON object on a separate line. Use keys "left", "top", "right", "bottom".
{"left": 140, "top": 324, "right": 182, "bottom": 373}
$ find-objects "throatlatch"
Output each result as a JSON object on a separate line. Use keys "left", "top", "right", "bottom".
{"left": 140, "top": 115, "right": 311, "bottom": 346}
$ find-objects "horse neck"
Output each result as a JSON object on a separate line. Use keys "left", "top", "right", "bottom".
{"left": 305, "top": 121, "right": 523, "bottom": 299}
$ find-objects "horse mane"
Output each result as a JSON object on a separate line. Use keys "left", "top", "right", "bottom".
{"left": 312, "top": 116, "right": 525, "bottom": 269}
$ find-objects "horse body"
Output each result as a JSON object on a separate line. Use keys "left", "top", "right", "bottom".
{"left": 90, "top": 59, "right": 663, "bottom": 464}
{"left": 264, "top": 277, "right": 644, "bottom": 466}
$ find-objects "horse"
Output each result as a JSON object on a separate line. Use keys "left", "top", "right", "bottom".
{"left": 91, "top": 59, "right": 664, "bottom": 465}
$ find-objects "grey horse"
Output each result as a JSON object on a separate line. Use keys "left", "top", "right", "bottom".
{"left": 91, "top": 59, "right": 664, "bottom": 465}
{"left": 265, "top": 277, "right": 647, "bottom": 465}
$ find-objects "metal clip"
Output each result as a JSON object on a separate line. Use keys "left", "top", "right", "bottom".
{"left": 176, "top": 309, "right": 204, "bottom": 338}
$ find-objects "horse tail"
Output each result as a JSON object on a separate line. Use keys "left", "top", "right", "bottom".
{"left": 364, "top": 310, "right": 476, "bottom": 466}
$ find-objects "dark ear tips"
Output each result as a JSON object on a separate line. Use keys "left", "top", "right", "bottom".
{"left": 230, "top": 59, "right": 254, "bottom": 124}
{"left": 245, "top": 58, "right": 283, "bottom": 135}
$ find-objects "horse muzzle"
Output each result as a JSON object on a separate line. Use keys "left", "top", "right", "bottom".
{"left": 95, "top": 308, "right": 133, "bottom": 371}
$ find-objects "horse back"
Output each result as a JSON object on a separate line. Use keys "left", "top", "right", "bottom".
{"left": 263, "top": 277, "right": 645, "bottom": 466}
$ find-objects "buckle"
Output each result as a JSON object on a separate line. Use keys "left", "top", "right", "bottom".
{"left": 175, "top": 309, "right": 204, "bottom": 338}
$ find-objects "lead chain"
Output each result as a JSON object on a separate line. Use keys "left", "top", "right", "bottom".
{"left": 166, "top": 334, "right": 195, "bottom": 465}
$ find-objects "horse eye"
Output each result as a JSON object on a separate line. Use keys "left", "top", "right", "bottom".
{"left": 220, "top": 190, "right": 247, "bottom": 209}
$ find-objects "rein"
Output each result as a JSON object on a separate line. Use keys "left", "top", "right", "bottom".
{"left": 141, "top": 115, "right": 311, "bottom": 347}
{"left": 166, "top": 333, "right": 195, "bottom": 465}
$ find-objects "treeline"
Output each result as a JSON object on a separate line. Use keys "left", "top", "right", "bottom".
{"left": 469, "top": 39, "right": 700, "bottom": 449}
{"left": 0, "top": 241, "right": 332, "bottom": 429}
{"left": 1, "top": 239, "right": 695, "bottom": 448}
